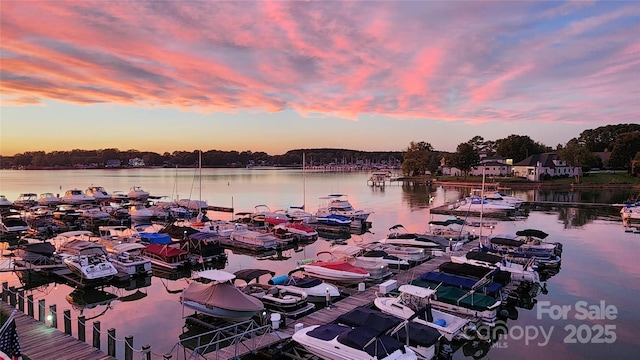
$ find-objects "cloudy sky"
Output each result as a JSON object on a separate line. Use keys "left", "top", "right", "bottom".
{"left": 1, "top": 0, "right": 638, "bottom": 156}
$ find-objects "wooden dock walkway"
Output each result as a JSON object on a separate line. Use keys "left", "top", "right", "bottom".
{"left": 0, "top": 302, "right": 115, "bottom": 360}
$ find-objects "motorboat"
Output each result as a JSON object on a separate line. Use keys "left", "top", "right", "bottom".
{"left": 268, "top": 274, "right": 340, "bottom": 303}
{"left": 427, "top": 219, "right": 475, "bottom": 242}
{"left": 61, "top": 253, "right": 118, "bottom": 282}
{"left": 111, "top": 190, "right": 129, "bottom": 201}
{"left": 141, "top": 243, "right": 191, "bottom": 269}
{"left": 127, "top": 186, "right": 150, "bottom": 200}
{"left": 0, "top": 195, "right": 14, "bottom": 208}
{"left": 621, "top": 201, "right": 640, "bottom": 220}
{"left": 362, "top": 243, "right": 429, "bottom": 263}
{"left": 301, "top": 260, "right": 370, "bottom": 284}
{"left": 85, "top": 186, "right": 112, "bottom": 201}
{"left": 336, "top": 306, "right": 441, "bottom": 359}
{"left": 292, "top": 320, "right": 420, "bottom": 360}
{"left": 234, "top": 269, "right": 315, "bottom": 317}
{"left": 316, "top": 194, "right": 372, "bottom": 221}
{"left": 107, "top": 243, "right": 152, "bottom": 276}
{"left": 0, "top": 209, "right": 30, "bottom": 237}
{"left": 78, "top": 204, "right": 112, "bottom": 221}
{"left": 15, "top": 241, "right": 60, "bottom": 266}
{"left": 60, "top": 189, "right": 95, "bottom": 204}
{"left": 326, "top": 246, "right": 395, "bottom": 278}
{"left": 181, "top": 270, "right": 264, "bottom": 321}
{"left": 52, "top": 203, "right": 82, "bottom": 221}
{"left": 450, "top": 251, "right": 540, "bottom": 284}
{"left": 374, "top": 284, "right": 480, "bottom": 342}
{"left": 177, "top": 198, "right": 209, "bottom": 211}
{"left": 487, "top": 232, "right": 561, "bottom": 258}
{"left": 274, "top": 221, "right": 318, "bottom": 242}
{"left": 316, "top": 214, "right": 352, "bottom": 226}
{"left": 14, "top": 193, "right": 38, "bottom": 209}
{"left": 438, "top": 261, "right": 511, "bottom": 287}
{"left": 229, "top": 227, "right": 278, "bottom": 251}
{"left": 451, "top": 195, "right": 516, "bottom": 213}
{"left": 128, "top": 203, "right": 154, "bottom": 222}
{"left": 481, "top": 190, "right": 524, "bottom": 207}
{"left": 384, "top": 224, "right": 461, "bottom": 250}
{"left": 409, "top": 279, "right": 502, "bottom": 327}
{"left": 38, "top": 193, "right": 61, "bottom": 206}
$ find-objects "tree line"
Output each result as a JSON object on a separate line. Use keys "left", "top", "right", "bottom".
{"left": 402, "top": 123, "right": 640, "bottom": 177}
{"left": 1, "top": 124, "right": 638, "bottom": 176}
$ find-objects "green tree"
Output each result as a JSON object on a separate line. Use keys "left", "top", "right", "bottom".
{"left": 496, "top": 135, "right": 550, "bottom": 163}
{"left": 578, "top": 124, "right": 640, "bottom": 152}
{"left": 557, "top": 138, "right": 595, "bottom": 183}
{"left": 451, "top": 142, "right": 480, "bottom": 178}
{"left": 401, "top": 141, "right": 434, "bottom": 176}
{"left": 608, "top": 131, "right": 640, "bottom": 170}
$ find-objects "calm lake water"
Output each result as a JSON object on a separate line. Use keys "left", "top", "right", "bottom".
{"left": 0, "top": 168, "right": 638, "bottom": 360}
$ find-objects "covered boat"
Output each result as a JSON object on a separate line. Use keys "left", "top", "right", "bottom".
{"left": 269, "top": 274, "right": 340, "bottom": 302}
{"left": 302, "top": 260, "right": 370, "bottom": 284}
{"left": 181, "top": 270, "right": 264, "bottom": 321}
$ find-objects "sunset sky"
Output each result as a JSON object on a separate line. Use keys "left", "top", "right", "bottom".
{"left": 1, "top": 1, "right": 638, "bottom": 156}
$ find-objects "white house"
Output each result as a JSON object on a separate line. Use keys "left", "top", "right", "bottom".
{"left": 512, "top": 153, "right": 581, "bottom": 181}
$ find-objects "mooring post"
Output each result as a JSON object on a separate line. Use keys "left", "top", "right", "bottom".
{"left": 38, "top": 299, "right": 45, "bottom": 322}
{"left": 64, "top": 310, "right": 71, "bottom": 335}
{"left": 27, "top": 295, "right": 34, "bottom": 317}
{"left": 49, "top": 304, "right": 57, "bottom": 328}
{"left": 78, "top": 315, "right": 86, "bottom": 342}
{"left": 1, "top": 281, "right": 7, "bottom": 302}
{"left": 93, "top": 321, "right": 101, "bottom": 349}
{"left": 107, "top": 328, "right": 116, "bottom": 356}
{"left": 8, "top": 286, "right": 16, "bottom": 306}
{"left": 142, "top": 345, "right": 151, "bottom": 360}
{"left": 124, "top": 335, "right": 134, "bottom": 360}
{"left": 17, "top": 290, "right": 24, "bottom": 312}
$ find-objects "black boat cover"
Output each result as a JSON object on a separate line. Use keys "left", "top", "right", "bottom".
{"left": 22, "top": 242, "right": 55, "bottom": 256}
{"left": 285, "top": 276, "right": 323, "bottom": 288}
{"left": 439, "top": 262, "right": 511, "bottom": 285}
{"left": 234, "top": 269, "right": 276, "bottom": 284}
{"left": 336, "top": 306, "right": 402, "bottom": 335}
{"left": 515, "top": 229, "right": 549, "bottom": 239}
{"left": 465, "top": 251, "right": 503, "bottom": 264}
{"left": 308, "top": 323, "right": 349, "bottom": 341}
{"left": 428, "top": 219, "right": 466, "bottom": 226}
{"left": 394, "top": 321, "right": 441, "bottom": 347}
{"left": 337, "top": 327, "right": 405, "bottom": 358}
{"left": 490, "top": 236, "right": 524, "bottom": 247}
{"left": 419, "top": 271, "right": 503, "bottom": 295}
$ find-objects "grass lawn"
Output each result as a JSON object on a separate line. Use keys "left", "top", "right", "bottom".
{"left": 435, "top": 172, "right": 640, "bottom": 185}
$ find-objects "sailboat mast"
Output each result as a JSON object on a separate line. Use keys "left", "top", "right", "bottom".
{"left": 479, "top": 167, "right": 486, "bottom": 245}
{"left": 302, "top": 152, "right": 306, "bottom": 210}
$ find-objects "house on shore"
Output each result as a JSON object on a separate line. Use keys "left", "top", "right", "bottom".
{"left": 512, "top": 152, "right": 581, "bottom": 181}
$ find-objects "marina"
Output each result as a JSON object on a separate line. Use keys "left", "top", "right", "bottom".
{"left": 0, "top": 168, "right": 638, "bottom": 360}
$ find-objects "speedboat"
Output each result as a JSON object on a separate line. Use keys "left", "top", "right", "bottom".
{"left": 302, "top": 260, "right": 370, "bottom": 284}
{"left": 326, "top": 245, "right": 396, "bottom": 277}
{"left": 52, "top": 203, "right": 82, "bottom": 221}
{"left": 60, "top": 189, "right": 95, "bottom": 204}
{"left": 384, "top": 224, "right": 461, "bottom": 250}
{"left": 621, "top": 202, "right": 640, "bottom": 220}
{"left": 234, "top": 269, "right": 315, "bottom": 317}
{"left": 85, "top": 186, "right": 112, "bottom": 201}
{"left": 107, "top": 243, "right": 152, "bottom": 276}
{"left": 451, "top": 251, "right": 540, "bottom": 284}
{"left": 0, "top": 195, "right": 14, "bottom": 208}
{"left": 229, "top": 227, "right": 278, "bottom": 251}
{"left": 293, "top": 320, "right": 420, "bottom": 360}
{"left": 362, "top": 243, "right": 429, "bottom": 263}
{"left": 452, "top": 195, "right": 516, "bottom": 213}
{"left": 181, "top": 270, "right": 264, "bottom": 321}
{"left": 77, "top": 204, "right": 112, "bottom": 221}
{"left": 316, "top": 214, "right": 352, "bottom": 226}
{"left": 38, "top": 193, "right": 61, "bottom": 206}
{"left": 61, "top": 253, "right": 118, "bottom": 281}
{"left": 275, "top": 221, "right": 318, "bottom": 242}
{"left": 374, "top": 284, "right": 480, "bottom": 342}
{"left": 128, "top": 203, "right": 153, "bottom": 222}
{"left": 14, "top": 193, "right": 38, "bottom": 209}
{"left": 127, "top": 186, "right": 150, "bottom": 200}
{"left": 268, "top": 274, "right": 340, "bottom": 303}
{"left": 177, "top": 198, "right": 209, "bottom": 211}
{"left": 316, "top": 194, "right": 372, "bottom": 221}
{"left": 0, "top": 209, "right": 30, "bottom": 237}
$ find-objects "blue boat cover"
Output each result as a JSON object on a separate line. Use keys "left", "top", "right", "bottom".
{"left": 394, "top": 321, "right": 441, "bottom": 347}
{"left": 419, "top": 271, "right": 502, "bottom": 295}
{"left": 139, "top": 232, "right": 172, "bottom": 244}
{"left": 337, "top": 327, "right": 404, "bottom": 358}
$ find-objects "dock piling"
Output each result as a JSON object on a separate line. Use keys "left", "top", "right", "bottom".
{"left": 78, "top": 315, "right": 86, "bottom": 342}
{"left": 107, "top": 328, "right": 116, "bottom": 356}
{"left": 124, "top": 335, "right": 134, "bottom": 360}
{"left": 49, "top": 304, "right": 57, "bottom": 328}
{"left": 27, "top": 295, "right": 33, "bottom": 317}
{"left": 93, "top": 321, "right": 101, "bottom": 349}
{"left": 1, "top": 282, "right": 7, "bottom": 302}
{"left": 38, "top": 299, "right": 45, "bottom": 322}
{"left": 17, "top": 290, "right": 24, "bottom": 312}
{"left": 142, "top": 344, "right": 151, "bottom": 360}
{"left": 64, "top": 310, "right": 71, "bottom": 334}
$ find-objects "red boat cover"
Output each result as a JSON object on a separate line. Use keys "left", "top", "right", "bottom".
{"left": 182, "top": 282, "right": 264, "bottom": 311}
{"left": 144, "top": 243, "right": 188, "bottom": 257}
{"left": 309, "top": 261, "right": 369, "bottom": 274}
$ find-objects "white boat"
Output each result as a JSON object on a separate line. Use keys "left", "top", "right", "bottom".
{"left": 316, "top": 194, "right": 372, "bottom": 221}
{"left": 451, "top": 195, "right": 516, "bottom": 213}
{"left": 14, "top": 193, "right": 38, "bottom": 209}
{"left": 52, "top": 203, "right": 82, "bottom": 221}
{"left": 0, "top": 210, "right": 30, "bottom": 237}
{"left": 274, "top": 221, "right": 318, "bottom": 242}
{"left": 330, "top": 244, "right": 408, "bottom": 269}
{"left": 107, "top": 243, "right": 152, "bottom": 276}
{"left": 177, "top": 198, "right": 209, "bottom": 211}
{"left": 268, "top": 274, "right": 340, "bottom": 302}
{"left": 128, "top": 203, "right": 153, "bottom": 222}
{"left": 127, "top": 186, "right": 150, "bottom": 200}
{"left": 111, "top": 190, "right": 129, "bottom": 201}
{"left": 362, "top": 243, "right": 429, "bottom": 263}
{"left": 620, "top": 202, "right": 640, "bottom": 220}
{"left": 379, "top": 235, "right": 440, "bottom": 249}
{"left": 85, "top": 186, "right": 112, "bottom": 201}
{"left": 293, "top": 322, "right": 420, "bottom": 360}
{"left": 181, "top": 270, "right": 264, "bottom": 321}
{"left": 374, "top": 284, "right": 480, "bottom": 342}
{"left": 302, "top": 260, "right": 370, "bottom": 284}
{"left": 61, "top": 253, "right": 118, "bottom": 281}
{"left": 78, "top": 204, "right": 112, "bottom": 221}
{"left": 481, "top": 190, "right": 524, "bottom": 207}
{"left": 385, "top": 224, "right": 463, "bottom": 250}
{"left": 450, "top": 251, "right": 540, "bottom": 284}
{"left": 234, "top": 269, "right": 315, "bottom": 317}
{"left": 0, "top": 195, "right": 14, "bottom": 208}
{"left": 38, "top": 192, "right": 61, "bottom": 206}
{"left": 229, "top": 227, "right": 278, "bottom": 251}
{"left": 60, "top": 189, "right": 95, "bottom": 204}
